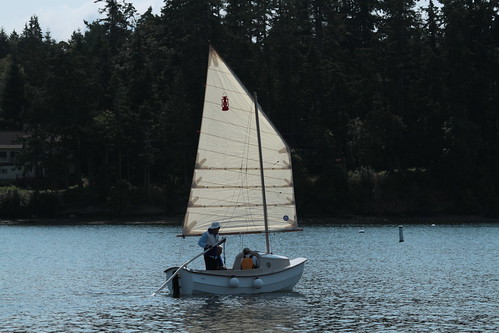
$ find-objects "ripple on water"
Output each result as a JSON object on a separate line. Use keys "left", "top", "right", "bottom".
{"left": 1, "top": 223, "right": 497, "bottom": 332}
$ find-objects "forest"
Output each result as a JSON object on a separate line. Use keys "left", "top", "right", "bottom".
{"left": 0, "top": 0, "right": 498, "bottom": 219}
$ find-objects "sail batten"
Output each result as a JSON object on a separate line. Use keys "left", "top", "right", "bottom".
{"left": 194, "top": 167, "right": 290, "bottom": 171}
{"left": 182, "top": 47, "right": 298, "bottom": 236}
{"left": 192, "top": 185, "right": 292, "bottom": 189}
{"left": 189, "top": 203, "right": 295, "bottom": 208}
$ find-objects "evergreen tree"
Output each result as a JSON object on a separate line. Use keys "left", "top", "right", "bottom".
{"left": 160, "top": 0, "right": 222, "bottom": 186}
{"left": 94, "top": 0, "right": 137, "bottom": 54}
{"left": 438, "top": 0, "right": 499, "bottom": 211}
{"left": 0, "top": 57, "right": 25, "bottom": 129}
{"left": 0, "top": 0, "right": 498, "bottom": 216}
{"left": 0, "top": 29, "right": 9, "bottom": 58}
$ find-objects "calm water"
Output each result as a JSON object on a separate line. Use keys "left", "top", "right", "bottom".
{"left": 1, "top": 222, "right": 497, "bottom": 332}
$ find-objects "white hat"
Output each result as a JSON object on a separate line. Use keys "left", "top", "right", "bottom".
{"left": 209, "top": 222, "right": 221, "bottom": 229}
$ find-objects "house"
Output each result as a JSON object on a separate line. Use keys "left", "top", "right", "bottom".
{"left": 0, "top": 131, "right": 33, "bottom": 182}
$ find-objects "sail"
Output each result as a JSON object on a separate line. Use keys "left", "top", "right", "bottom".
{"left": 182, "top": 47, "right": 299, "bottom": 236}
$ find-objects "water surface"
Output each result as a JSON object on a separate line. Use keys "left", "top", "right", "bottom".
{"left": 1, "top": 222, "right": 497, "bottom": 332}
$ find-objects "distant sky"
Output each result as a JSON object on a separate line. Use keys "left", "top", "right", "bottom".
{"left": 1, "top": 1, "right": 432, "bottom": 42}
{"left": 0, "top": 0, "right": 164, "bottom": 41}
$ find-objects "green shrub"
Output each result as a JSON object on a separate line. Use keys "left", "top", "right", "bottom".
{"left": 108, "top": 180, "right": 136, "bottom": 216}
{"left": 27, "top": 191, "right": 62, "bottom": 217}
{"left": 0, "top": 189, "right": 29, "bottom": 218}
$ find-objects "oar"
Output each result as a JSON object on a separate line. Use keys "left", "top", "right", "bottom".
{"left": 151, "top": 237, "right": 226, "bottom": 296}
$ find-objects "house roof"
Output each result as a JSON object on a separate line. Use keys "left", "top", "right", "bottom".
{"left": 0, "top": 131, "right": 27, "bottom": 149}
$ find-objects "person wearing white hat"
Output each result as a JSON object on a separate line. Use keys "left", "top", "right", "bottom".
{"left": 198, "top": 222, "right": 224, "bottom": 270}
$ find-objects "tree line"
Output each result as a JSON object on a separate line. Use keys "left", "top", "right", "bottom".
{"left": 0, "top": 0, "right": 498, "bottom": 218}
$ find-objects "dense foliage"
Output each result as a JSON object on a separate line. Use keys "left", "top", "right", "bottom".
{"left": 0, "top": 0, "right": 498, "bottom": 218}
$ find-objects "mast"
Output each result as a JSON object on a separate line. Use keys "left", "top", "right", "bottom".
{"left": 253, "top": 92, "right": 271, "bottom": 254}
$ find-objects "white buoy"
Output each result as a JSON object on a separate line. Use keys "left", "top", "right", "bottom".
{"left": 399, "top": 225, "right": 404, "bottom": 242}
{"left": 253, "top": 278, "right": 263, "bottom": 289}
{"left": 359, "top": 230, "right": 365, "bottom": 233}
{"left": 229, "top": 277, "right": 239, "bottom": 288}
{"left": 431, "top": 224, "right": 436, "bottom": 227}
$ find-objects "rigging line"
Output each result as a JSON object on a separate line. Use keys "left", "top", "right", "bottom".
{"left": 192, "top": 184, "right": 293, "bottom": 191}
{"left": 235, "top": 106, "right": 254, "bottom": 230}
{"left": 187, "top": 191, "right": 294, "bottom": 204}
{"left": 188, "top": 196, "right": 296, "bottom": 209}
{"left": 199, "top": 127, "right": 283, "bottom": 147}
{"left": 185, "top": 210, "right": 294, "bottom": 220}
{"left": 189, "top": 203, "right": 295, "bottom": 209}
{"left": 191, "top": 180, "right": 293, "bottom": 191}
{"left": 195, "top": 165, "right": 289, "bottom": 173}
{"left": 191, "top": 189, "right": 293, "bottom": 199}
{"left": 193, "top": 168, "right": 292, "bottom": 183}
{"left": 196, "top": 138, "right": 288, "bottom": 160}
{"left": 196, "top": 145, "right": 286, "bottom": 161}
{"left": 191, "top": 176, "right": 293, "bottom": 192}
{"left": 208, "top": 65, "right": 240, "bottom": 77}
{"left": 204, "top": 99, "right": 253, "bottom": 113}
{"left": 201, "top": 113, "right": 254, "bottom": 130}
{"left": 242, "top": 105, "right": 259, "bottom": 234}
{"left": 207, "top": 67, "right": 235, "bottom": 78}
{"left": 191, "top": 183, "right": 293, "bottom": 190}
{"left": 188, "top": 181, "right": 293, "bottom": 197}
{"left": 227, "top": 134, "right": 248, "bottom": 223}
{"left": 194, "top": 162, "right": 288, "bottom": 171}
{"left": 216, "top": 106, "right": 253, "bottom": 226}
{"left": 195, "top": 165, "right": 290, "bottom": 172}
{"left": 190, "top": 183, "right": 294, "bottom": 194}
{"left": 200, "top": 111, "right": 284, "bottom": 139}
{"left": 183, "top": 211, "right": 233, "bottom": 220}
{"left": 216, "top": 102, "right": 255, "bottom": 233}
{"left": 191, "top": 173, "right": 292, "bottom": 185}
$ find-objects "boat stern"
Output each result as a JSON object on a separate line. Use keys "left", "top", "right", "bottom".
{"left": 163, "top": 266, "right": 195, "bottom": 296}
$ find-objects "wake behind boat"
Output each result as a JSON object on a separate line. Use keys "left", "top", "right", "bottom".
{"left": 153, "top": 46, "right": 306, "bottom": 296}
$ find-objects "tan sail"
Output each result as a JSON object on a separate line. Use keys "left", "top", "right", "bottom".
{"left": 182, "top": 47, "right": 299, "bottom": 236}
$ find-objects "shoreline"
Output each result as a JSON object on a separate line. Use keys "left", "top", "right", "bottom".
{"left": 300, "top": 215, "right": 499, "bottom": 225}
{"left": 0, "top": 215, "right": 183, "bottom": 225}
{"left": 2, "top": 215, "right": 499, "bottom": 226}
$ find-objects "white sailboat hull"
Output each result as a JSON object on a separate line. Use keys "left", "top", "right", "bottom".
{"left": 164, "top": 255, "right": 307, "bottom": 296}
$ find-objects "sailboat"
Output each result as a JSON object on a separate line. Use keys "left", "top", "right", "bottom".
{"left": 154, "top": 47, "right": 306, "bottom": 296}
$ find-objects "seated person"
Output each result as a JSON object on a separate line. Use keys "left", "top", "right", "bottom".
{"left": 240, "top": 248, "right": 259, "bottom": 269}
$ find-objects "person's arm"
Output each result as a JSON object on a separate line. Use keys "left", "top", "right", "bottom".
{"left": 198, "top": 233, "right": 208, "bottom": 248}
{"left": 252, "top": 255, "right": 259, "bottom": 268}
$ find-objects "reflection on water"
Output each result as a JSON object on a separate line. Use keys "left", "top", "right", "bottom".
{"left": 1, "top": 223, "right": 498, "bottom": 332}
{"left": 179, "top": 294, "right": 302, "bottom": 332}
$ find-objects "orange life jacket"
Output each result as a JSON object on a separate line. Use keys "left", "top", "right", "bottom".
{"left": 241, "top": 257, "right": 254, "bottom": 270}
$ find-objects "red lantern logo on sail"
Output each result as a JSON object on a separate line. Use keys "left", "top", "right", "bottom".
{"left": 221, "top": 95, "right": 229, "bottom": 111}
